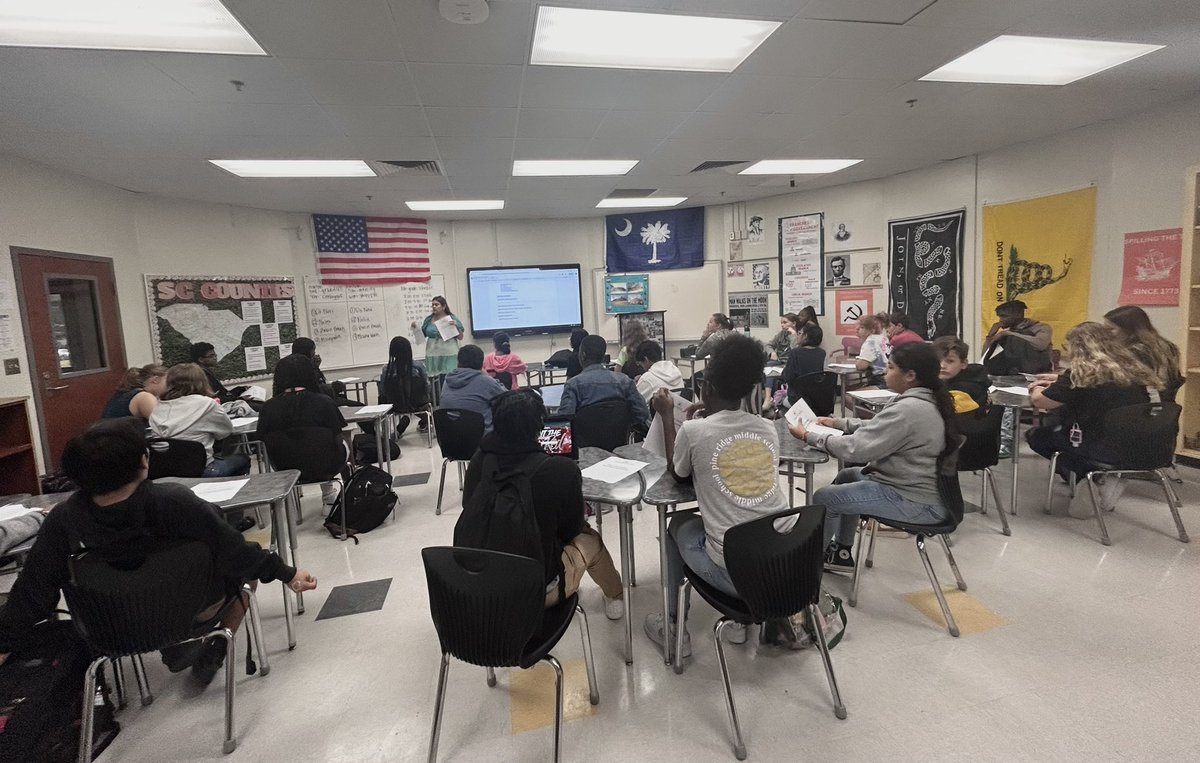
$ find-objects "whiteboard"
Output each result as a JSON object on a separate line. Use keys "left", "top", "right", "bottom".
{"left": 591, "top": 261, "right": 725, "bottom": 344}
{"left": 303, "top": 275, "right": 446, "bottom": 370}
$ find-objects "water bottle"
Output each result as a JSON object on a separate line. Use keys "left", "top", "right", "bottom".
{"left": 1068, "top": 423, "right": 1082, "bottom": 448}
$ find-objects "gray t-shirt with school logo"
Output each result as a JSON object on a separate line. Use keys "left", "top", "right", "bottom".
{"left": 673, "top": 409, "right": 793, "bottom": 567}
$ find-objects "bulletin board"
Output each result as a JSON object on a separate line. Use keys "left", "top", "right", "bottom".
{"left": 302, "top": 275, "right": 446, "bottom": 370}
{"left": 145, "top": 274, "right": 298, "bottom": 384}
{"left": 591, "top": 261, "right": 724, "bottom": 344}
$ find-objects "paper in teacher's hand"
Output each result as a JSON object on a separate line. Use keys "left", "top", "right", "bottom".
{"left": 434, "top": 315, "right": 459, "bottom": 341}
{"left": 785, "top": 398, "right": 817, "bottom": 427}
{"left": 191, "top": 479, "right": 249, "bottom": 503}
{"left": 580, "top": 457, "right": 648, "bottom": 484}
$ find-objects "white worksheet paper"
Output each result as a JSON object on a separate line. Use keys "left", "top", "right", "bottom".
{"left": 581, "top": 457, "right": 649, "bottom": 484}
{"left": 355, "top": 404, "right": 393, "bottom": 415}
{"left": 337, "top": 377, "right": 361, "bottom": 383}
{"left": 763, "top": 366, "right": 783, "bottom": 377}
{"left": 0, "top": 504, "right": 40, "bottom": 522}
{"left": 434, "top": 315, "right": 459, "bottom": 341}
{"left": 191, "top": 479, "right": 249, "bottom": 503}
{"left": 990, "top": 385, "right": 1031, "bottom": 396}
{"left": 229, "top": 417, "right": 259, "bottom": 428}
{"left": 241, "top": 300, "right": 263, "bottom": 323}
{"left": 849, "top": 389, "right": 897, "bottom": 402}
{"left": 785, "top": 398, "right": 842, "bottom": 438}
{"left": 827, "top": 363, "right": 857, "bottom": 370}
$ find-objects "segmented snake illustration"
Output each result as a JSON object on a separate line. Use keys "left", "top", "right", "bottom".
{"left": 913, "top": 221, "right": 954, "bottom": 335}
{"left": 1006, "top": 246, "right": 1071, "bottom": 301}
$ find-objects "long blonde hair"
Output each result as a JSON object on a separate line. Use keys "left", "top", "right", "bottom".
{"left": 622, "top": 320, "right": 648, "bottom": 352}
{"left": 1104, "top": 305, "right": 1181, "bottom": 390}
{"left": 162, "top": 363, "right": 213, "bottom": 400}
{"left": 116, "top": 364, "right": 167, "bottom": 392}
{"left": 1065, "top": 322, "right": 1159, "bottom": 389}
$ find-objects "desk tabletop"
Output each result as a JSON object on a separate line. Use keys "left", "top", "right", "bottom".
{"left": 613, "top": 445, "right": 695, "bottom": 506}
{"left": 157, "top": 470, "right": 300, "bottom": 509}
{"left": 11, "top": 492, "right": 73, "bottom": 511}
{"left": 338, "top": 405, "right": 392, "bottom": 423}
{"left": 578, "top": 447, "right": 646, "bottom": 506}
{"left": 775, "top": 419, "right": 831, "bottom": 464}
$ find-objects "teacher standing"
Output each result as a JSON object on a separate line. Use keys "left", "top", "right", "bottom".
{"left": 413, "top": 295, "right": 464, "bottom": 377}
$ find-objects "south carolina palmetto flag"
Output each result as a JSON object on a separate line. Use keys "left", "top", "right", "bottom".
{"left": 312, "top": 214, "right": 431, "bottom": 286}
{"left": 605, "top": 207, "right": 704, "bottom": 272}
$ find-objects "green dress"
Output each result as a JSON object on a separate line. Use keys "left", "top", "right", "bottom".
{"left": 421, "top": 313, "right": 464, "bottom": 376}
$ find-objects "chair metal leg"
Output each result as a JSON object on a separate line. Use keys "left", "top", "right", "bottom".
{"left": 808, "top": 603, "right": 848, "bottom": 720}
{"left": 979, "top": 471, "right": 988, "bottom": 515}
{"left": 78, "top": 656, "right": 106, "bottom": 763}
{"left": 986, "top": 468, "right": 1011, "bottom": 536}
{"left": 486, "top": 666, "right": 496, "bottom": 687}
{"left": 673, "top": 579, "right": 690, "bottom": 674}
{"left": 938, "top": 534, "right": 967, "bottom": 591}
{"left": 594, "top": 502, "right": 602, "bottom": 533}
{"left": 864, "top": 519, "right": 878, "bottom": 568}
{"left": 436, "top": 459, "right": 449, "bottom": 515}
{"left": 1069, "top": 472, "right": 1076, "bottom": 499}
{"left": 626, "top": 508, "right": 636, "bottom": 588}
{"left": 217, "top": 628, "right": 237, "bottom": 754}
{"left": 111, "top": 658, "right": 127, "bottom": 710}
{"left": 255, "top": 508, "right": 266, "bottom": 529}
{"left": 132, "top": 653, "right": 153, "bottom": 706}
{"left": 1045, "top": 452, "right": 1060, "bottom": 514}
{"left": 292, "top": 486, "right": 304, "bottom": 525}
{"left": 543, "top": 655, "right": 565, "bottom": 763}
{"left": 575, "top": 605, "right": 599, "bottom": 705}
{"left": 458, "top": 461, "right": 465, "bottom": 491}
{"left": 1156, "top": 470, "right": 1191, "bottom": 542}
{"left": 1083, "top": 473, "right": 1112, "bottom": 546}
{"left": 713, "top": 619, "right": 747, "bottom": 761}
{"left": 916, "top": 536, "right": 959, "bottom": 637}
{"left": 428, "top": 654, "right": 450, "bottom": 763}
{"left": 848, "top": 521, "right": 869, "bottom": 608}
{"left": 244, "top": 585, "right": 271, "bottom": 676}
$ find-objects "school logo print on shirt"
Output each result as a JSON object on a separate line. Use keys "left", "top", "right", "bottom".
{"left": 710, "top": 433, "right": 779, "bottom": 507}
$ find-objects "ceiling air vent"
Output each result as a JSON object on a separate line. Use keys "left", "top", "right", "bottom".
{"left": 689, "top": 160, "right": 749, "bottom": 173}
{"left": 368, "top": 160, "right": 443, "bottom": 176}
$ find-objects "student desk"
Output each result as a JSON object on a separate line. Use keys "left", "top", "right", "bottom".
{"left": 826, "top": 364, "right": 866, "bottom": 417}
{"left": 159, "top": 470, "right": 302, "bottom": 650}
{"left": 577, "top": 446, "right": 649, "bottom": 665}
{"left": 335, "top": 377, "right": 371, "bottom": 403}
{"left": 774, "top": 419, "right": 832, "bottom": 503}
{"left": 988, "top": 380, "right": 1035, "bottom": 519}
{"left": 523, "top": 362, "right": 567, "bottom": 388}
{"left": 674, "top": 356, "right": 707, "bottom": 395}
{"left": 339, "top": 406, "right": 397, "bottom": 474}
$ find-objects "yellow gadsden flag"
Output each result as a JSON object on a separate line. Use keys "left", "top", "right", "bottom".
{"left": 981, "top": 187, "right": 1095, "bottom": 350}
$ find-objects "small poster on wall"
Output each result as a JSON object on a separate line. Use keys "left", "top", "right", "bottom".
{"left": 779, "top": 212, "right": 824, "bottom": 315}
{"left": 604, "top": 274, "right": 649, "bottom": 313}
{"left": 729, "top": 293, "right": 769, "bottom": 329}
{"left": 727, "top": 263, "right": 745, "bottom": 279}
{"left": 835, "top": 289, "right": 875, "bottom": 337}
{"left": 752, "top": 263, "right": 771, "bottom": 290}
{"left": 1119, "top": 228, "right": 1181, "bottom": 306}
{"left": 620, "top": 311, "right": 665, "bottom": 350}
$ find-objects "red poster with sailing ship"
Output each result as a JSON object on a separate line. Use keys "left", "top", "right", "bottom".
{"left": 1119, "top": 228, "right": 1181, "bottom": 306}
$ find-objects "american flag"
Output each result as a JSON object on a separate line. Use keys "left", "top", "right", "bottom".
{"left": 312, "top": 214, "right": 431, "bottom": 286}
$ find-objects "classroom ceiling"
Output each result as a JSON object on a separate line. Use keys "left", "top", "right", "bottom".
{"left": 1, "top": 0, "right": 1199, "bottom": 219}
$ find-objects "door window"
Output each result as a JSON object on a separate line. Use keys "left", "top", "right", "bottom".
{"left": 47, "top": 277, "right": 107, "bottom": 374}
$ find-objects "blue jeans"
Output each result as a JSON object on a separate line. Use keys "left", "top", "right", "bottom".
{"left": 203, "top": 454, "right": 250, "bottom": 478}
{"left": 665, "top": 514, "right": 738, "bottom": 622}
{"left": 813, "top": 467, "right": 946, "bottom": 546}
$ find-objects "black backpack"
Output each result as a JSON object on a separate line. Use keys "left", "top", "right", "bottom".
{"left": 453, "top": 453, "right": 557, "bottom": 596}
{"left": 324, "top": 465, "right": 397, "bottom": 541}
{"left": 545, "top": 348, "right": 573, "bottom": 368}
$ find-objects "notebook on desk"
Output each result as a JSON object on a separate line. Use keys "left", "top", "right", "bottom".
{"left": 537, "top": 384, "right": 565, "bottom": 408}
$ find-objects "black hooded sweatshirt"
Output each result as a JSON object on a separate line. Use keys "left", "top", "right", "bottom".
{"left": 946, "top": 362, "right": 992, "bottom": 410}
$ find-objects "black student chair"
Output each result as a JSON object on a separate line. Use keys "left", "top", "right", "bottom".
{"left": 432, "top": 409, "right": 485, "bottom": 515}
{"left": 1044, "top": 402, "right": 1188, "bottom": 546}
{"left": 63, "top": 540, "right": 270, "bottom": 759}
{"left": 493, "top": 371, "right": 514, "bottom": 390}
{"left": 572, "top": 400, "right": 633, "bottom": 451}
{"left": 787, "top": 371, "right": 838, "bottom": 415}
{"left": 146, "top": 438, "right": 207, "bottom": 480}
{"left": 955, "top": 406, "right": 1011, "bottom": 536}
{"left": 673, "top": 507, "right": 845, "bottom": 760}
{"left": 262, "top": 427, "right": 349, "bottom": 528}
{"left": 421, "top": 547, "right": 598, "bottom": 763}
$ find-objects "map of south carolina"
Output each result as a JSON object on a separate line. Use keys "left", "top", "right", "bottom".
{"left": 156, "top": 304, "right": 249, "bottom": 360}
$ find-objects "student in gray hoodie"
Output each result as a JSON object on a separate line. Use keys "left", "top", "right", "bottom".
{"left": 439, "top": 345, "right": 507, "bottom": 431}
{"left": 788, "top": 343, "right": 958, "bottom": 569}
{"left": 149, "top": 363, "right": 249, "bottom": 477}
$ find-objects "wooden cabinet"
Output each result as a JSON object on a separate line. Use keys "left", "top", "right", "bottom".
{"left": 0, "top": 397, "right": 39, "bottom": 495}
{"left": 1178, "top": 166, "right": 1200, "bottom": 459}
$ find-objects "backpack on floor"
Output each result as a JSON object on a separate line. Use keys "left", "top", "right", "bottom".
{"left": 759, "top": 589, "right": 847, "bottom": 651}
{"left": 453, "top": 453, "right": 558, "bottom": 598}
{"left": 0, "top": 619, "right": 120, "bottom": 763}
{"left": 352, "top": 433, "right": 401, "bottom": 466}
{"left": 325, "top": 465, "right": 397, "bottom": 541}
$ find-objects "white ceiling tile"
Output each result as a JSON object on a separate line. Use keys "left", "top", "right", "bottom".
{"left": 518, "top": 68, "right": 640, "bottom": 109}
{"left": 345, "top": 135, "right": 441, "bottom": 160}
{"left": 284, "top": 60, "right": 420, "bottom": 106}
{"left": 905, "top": 0, "right": 1051, "bottom": 30}
{"left": 149, "top": 55, "right": 314, "bottom": 104}
{"left": 592, "top": 111, "right": 693, "bottom": 142}
{"left": 225, "top": 0, "right": 405, "bottom": 60}
{"left": 631, "top": 71, "right": 729, "bottom": 112}
{"left": 696, "top": 75, "right": 823, "bottom": 114}
{"left": 323, "top": 106, "right": 430, "bottom": 138}
{"left": 516, "top": 109, "right": 609, "bottom": 139}
{"left": 409, "top": 64, "right": 524, "bottom": 107}
{"left": 388, "top": 0, "right": 533, "bottom": 64}
{"left": 665, "top": 0, "right": 807, "bottom": 18}
{"left": 433, "top": 137, "right": 516, "bottom": 160}
{"left": 512, "top": 138, "right": 597, "bottom": 159}
{"left": 425, "top": 108, "right": 519, "bottom": 138}
{"left": 800, "top": 0, "right": 935, "bottom": 24}
{"left": 0, "top": 49, "right": 194, "bottom": 102}
{"left": 440, "top": 158, "right": 513, "bottom": 179}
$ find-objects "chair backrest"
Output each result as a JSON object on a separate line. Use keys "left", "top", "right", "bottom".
{"left": 722, "top": 507, "right": 825, "bottom": 620}
{"left": 841, "top": 336, "right": 863, "bottom": 358}
{"left": 678, "top": 387, "right": 695, "bottom": 402}
{"left": 434, "top": 408, "right": 485, "bottom": 461}
{"left": 63, "top": 539, "right": 216, "bottom": 657}
{"left": 262, "top": 426, "right": 345, "bottom": 483}
{"left": 955, "top": 405, "right": 1004, "bottom": 471}
{"left": 787, "top": 371, "right": 838, "bottom": 415}
{"left": 1100, "top": 402, "right": 1181, "bottom": 470}
{"left": 936, "top": 435, "right": 966, "bottom": 526}
{"left": 146, "top": 438, "right": 207, "bottom": 480}
{"left": 572, "top": 399, "right": 633, "bottom": 451}
{"left": 421, "top": 546, "right": 545, "bottom": 667}
{"left": 493, "top": 371, "right": 513, "bottom": 389}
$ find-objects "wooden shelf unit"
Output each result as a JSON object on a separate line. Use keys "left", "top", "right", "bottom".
{"left": 1179, "top": 166, "right": 1200, "bottom": 459}
{"left": 0, "top": 397, "right": 39, "bottom": 495}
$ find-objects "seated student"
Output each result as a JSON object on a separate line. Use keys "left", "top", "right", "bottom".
{"left": 558, "top": 335, "right": 650, "bottom": 425}
{"left": 982, "top": 300, "right": 1053, "bottom": 374}
{"left": 633, "top": 340, "right": 683, "bottom": 403}
{"left": 781, "top": 322, "right": 827, "bottom": 394}
{"left": 102, "top": 364, "right": 167, "bottom": 419}
{"left": 853, "top": 315, "right": 889, "bottom": 385}
{"left": 483, "top": 332, "right": 526, "bottom": 390}
{"left": 1105, "top": 305, "right": 1183, "bottom": 402}
{"left": 440, "top": 345, "right": 507, "bottom": 431}
{"left": 797, "top": 306, "right": 824, "bottom": 347}
{"left": 767, "top": 313, "right": 801, "bottom": 362}
{"left": 460, "top": 390, "right": 624, "bottom": 619}
{"left": 1027, "top": 322, "right": 1159, "bottom": 514}
{"left": 886, "top": 312, "right": 924, "bottom": 347}
{"left": 256, "top": 354, "right": 349, "bottom": 506}
{"left": 790, "top": 343, "right": 956, "bottom": 569}
{"left": 933, "top": 336, "right": 990, "bottom": 411}
{"left": 149, "top": 363, "right": 249, "bottom": 478}
{"left": 273, "top": 337, "right": 334, "bottom": 398}
{"left": 189, "top": 342, "right": 246, "bottom": 404}
{"left": 645, "top": 333, "right": 792, "bottom": 656}
{"left": 565, "top": 328, "right": 589, "bottom": 379}
{"left": 695, "top": 313, "right": 735, "bottom": 358}
{"left": 0, "top": 419, "right": 317, "bottom": 683}
{"left": 615, "top": 321, "right": 648, "bottom": 378}
{"left": 379, "top": 336, "right": 430, "bottom": 436}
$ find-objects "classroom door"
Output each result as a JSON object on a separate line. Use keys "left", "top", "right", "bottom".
{"left": 13, "top": 248, "right": 127, "bottom": 472}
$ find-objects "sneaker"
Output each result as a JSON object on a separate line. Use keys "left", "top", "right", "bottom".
{"left": 191, "top": 638, "right": 228, "bottom": 687}
{"left": 824, "top": 544, "right": 855, "bottom": 572}
{"left": 725, "top": 623, "right": 748, "bottom": 645}
{"left": 160, "top": 641, "right": 203, "bottom": 673}
{"left": 321, "top": 481, "right": 340, "bottom": 506}
{"left": 643, "top": 613, "right": 691, "bottom": 659}
{"left": 604, "top": 596, "right": 624, "bottom": 621}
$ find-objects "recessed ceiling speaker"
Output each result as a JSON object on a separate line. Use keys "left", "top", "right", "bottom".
{"left": 439, "top": 0, "right": 489, "bottom": 24}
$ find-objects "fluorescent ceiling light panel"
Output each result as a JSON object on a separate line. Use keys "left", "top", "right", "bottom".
{"left": 920, "top": 35, "right": 1164, "bottom": 85}
{"left": 739, "top": 159, "right": 862, "bottom": 175}
{"left": 513, "top": 159, "right": 638, "bottom": 177}
{"left": 531, "top": 6, "right": 780, "bottom": 73}
{"left": 596, "top": 197, "right": 687, "bottom": 208}
{"left": 406, "top": 200, "right": 505, "bottom": 211}
{"left": 0, "top": 0, "right": 266, "bottom": 55}
{"left": 210, "top": 160, "right": 376, "bottom": 178}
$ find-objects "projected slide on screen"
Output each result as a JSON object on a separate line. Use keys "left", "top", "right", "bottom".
{"left": 466, "top": 265, "right": 584, "bottom": 336}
